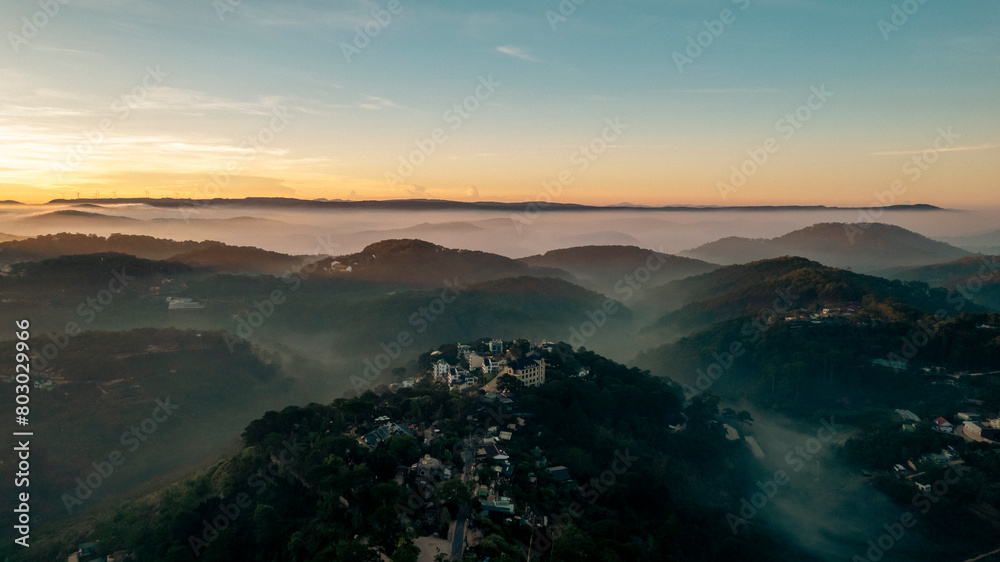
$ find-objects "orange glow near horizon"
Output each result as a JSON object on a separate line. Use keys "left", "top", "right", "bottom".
{"left": 3, "top": 142, "right": 997, "bottom": 209}
{"left": 2, "top": 127, "right": 996, "bottom": 208}
{"left": 1, "top": 2, "right": 996, "bottom": 211}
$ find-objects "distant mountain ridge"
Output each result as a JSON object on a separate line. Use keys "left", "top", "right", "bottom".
{"left": 0, "top": 233, "right": 310, "bottom": 275}
{"left": 38, "top": 196, "right": 947, "bottom": 213}
{"left": 681, "top": 222, "right": 972, "bottom": 272}
{"left": 15, "top": 209, "right": 140, "bottom": 226}
{"left": 940, "top": 228, "right": 1000, "bottom": 254}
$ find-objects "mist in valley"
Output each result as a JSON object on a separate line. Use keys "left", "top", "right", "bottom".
{"left": 722, "top": 405, "right": 939, "bottom": 561}
{"left": 2, "top": 202, "right": 999, "bottom": 259}
{"left": 2, "top": 200, "right": 999, "bottom": 562}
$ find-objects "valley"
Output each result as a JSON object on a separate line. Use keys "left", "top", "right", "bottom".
{"left": 1, "top": 203, "right": 999, "bottom": 561}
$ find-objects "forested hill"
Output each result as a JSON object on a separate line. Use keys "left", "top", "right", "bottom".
{"left": 17, "top": 345, "right": 817, "bottom": 562}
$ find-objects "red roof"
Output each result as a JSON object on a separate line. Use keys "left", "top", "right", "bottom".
{"left": 934, "top": 417, "right": 952, "bottom": 426}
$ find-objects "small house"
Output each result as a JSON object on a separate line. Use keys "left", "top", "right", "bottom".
{"left": 933, "top": 417, "right": 954, "bottom": 433}
{"left": 546, "top": 466, "right": 572, "bottom": 482}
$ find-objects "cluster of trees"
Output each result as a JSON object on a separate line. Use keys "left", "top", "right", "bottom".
{"left": 5, "top": 252, "right": 191, "bottom": 283}
{"left": 841, "top": 418, "right": 1000, "bottom": 555}
{"left": 640, "top": 312, "right": 1000, "bottom": 421}
{"left": 56, "top": 346, "right": 815, "bottom": 562}
{"left": 0, "top": 240, "right": 636, "bottom": 372}
{"left": 643, "top": 256, "right": 989, "bottom": 337}
{"left": 457, "top": 345, "right": 811, "bottom": 561}
{"left": 842, "top": 418, "right": 954, "bottom": 470}
{"left": 88, "top": 400, "right": 436, "bottom": 561}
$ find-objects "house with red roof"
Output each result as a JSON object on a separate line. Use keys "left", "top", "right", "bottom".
{"left": 933, "top": 416, "right": 954, "bottom": 433}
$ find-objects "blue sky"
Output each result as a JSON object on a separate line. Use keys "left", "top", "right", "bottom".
{"left": 1, "top": 0, "right": 997, "bottom": 206}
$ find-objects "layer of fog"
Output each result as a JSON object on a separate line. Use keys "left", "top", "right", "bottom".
{"left": 725, "top": 404, "right": 940, "bottom": 561}
{"left": 1, "top": 203, "right": 999, "bottom": 258}
{"left": 3, "top": 201, "right": 997, "bottom": 531}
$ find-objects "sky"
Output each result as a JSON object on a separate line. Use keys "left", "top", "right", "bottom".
{"left": 0, "top": 0, "right": 997, "bottom": 207}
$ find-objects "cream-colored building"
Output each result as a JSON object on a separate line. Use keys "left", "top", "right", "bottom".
{"left": 500, "top": 352, "right": 546, "bottom": 387}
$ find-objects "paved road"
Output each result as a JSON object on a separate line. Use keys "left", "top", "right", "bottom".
{"left": 450, "top": 510, "right": 467, "bottom": 560}
{"left": 449, "top": 440, "right": 474, "bottom": 560}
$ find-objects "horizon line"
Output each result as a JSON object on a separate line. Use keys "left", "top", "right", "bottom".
{"left": 0, "top": 197, "right": 956, "bottom": 212}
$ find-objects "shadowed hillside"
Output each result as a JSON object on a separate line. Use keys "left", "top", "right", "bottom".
{"left": 890, "top": 255, "right": 1000, "bottom": 311}
{"left": 635, "top": 256, "right": 988, "bottom": 341}
{"left": 0, "top": 329, "right": 294, "bottom": 521}
{"left": 0, "top": 233, "right": 311, "bottom": 275}
{"left": 682, "top": 223, "right": 972, "bottom": 272}
{"left": 313, "top": 239, "right": 573, "bottom": 286}
{"left": 520, "top": 245, "right": 719, "bottom": 296}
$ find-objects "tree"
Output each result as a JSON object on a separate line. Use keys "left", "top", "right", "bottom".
{"left": 496, "top": 373, "right": 524, "bottom": 393}
{"left": 435, "top": 478, "right": 472, "bottom": 512}
{"left": 372, "top": 482, "right": 406, "bottom": 507}
{"left": 512, "top": 339, "right": 532, "bottom": 356}
{"left": 685, "top": 393, "right": 720, "bottom": 426}
{"left": 552, "top": 525, "right": 596, "bottom": 561}
{"left": 476, "top": 466, "right": 497, "bottom": 485}
{"left": 387, "top": 435, "right": 422, "bottom": 465}
{"left": 477, "top": 534, "right": 522, "bottom": 560}
{"left": 736, "top": 410, "right": 754, "bottom": 429}
{"left": 370, "top": 505, "right": 405, "bottom": 555}
{"left": 391, "top": 542, "right": 420, "bottom": 562}
{"left": 332, "top": 541, "right": 381, "bottom": 562}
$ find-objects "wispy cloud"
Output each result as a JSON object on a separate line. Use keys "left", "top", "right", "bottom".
{"left": 358, "top": 95, "right": 400, "bottom": 110}
{"left": 27, "top": 44, "right": 101, "bottom": 58}
{"left": 0, "top": 83, "right": 285, "bottom": 119}
{"left": 0, "top": 104, "right": 93, "bottom": 118}
{"left": 129, "top": 87, "right": 283, "bottom": 116}
{"left": 872, "top": 143, "right": 999, "bottom": 156}
{"left": 496, "top": 45, "right": 541, "bottom": 63}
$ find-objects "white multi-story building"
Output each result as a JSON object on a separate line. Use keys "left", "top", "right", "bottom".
{"left": 484, "top": 356, "right": 508, "bottom": 375}
{"left": 433, "top": 359, "right": 451, "bottom": 379}
{"left": 447, "top": 367, "right": 474, "bottom": 390}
